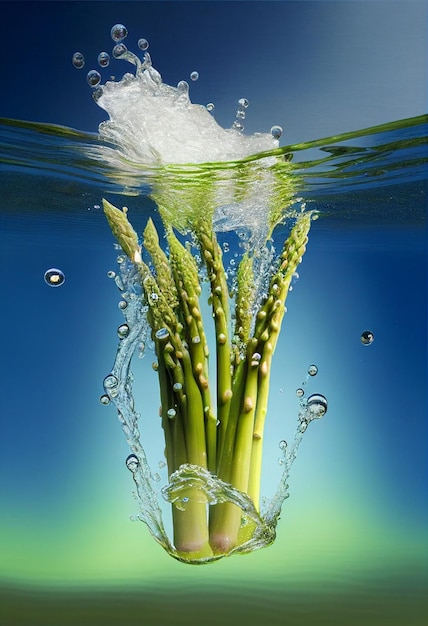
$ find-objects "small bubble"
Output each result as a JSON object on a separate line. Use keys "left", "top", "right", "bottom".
{"left": 308, "top": 364, "right": 318, "bottom": 376}
{"left": 191, "top": 336, "right": 201, "bottom": 344}
{"left": 232, "top": 121, "right": 244, "bottom": 132}
{"left": 361, "top": 330, "right": 374, "bottom": 346}
{"left": 190, "top": 71, "right": 199, "bottom": 81}
{"left": 155, "top": 327, "right": 169, "bottom": 341}
{"left": 118, "top": 300, "right": 128, "bottom": 310}
{"left": 125, "top": 454, "right": 139, "bottom": 472}
{"left": 206, "top": 102, "right": 215, "bottom": 112}
{"left": 222, "top": 242, "right": 229, "bottom": 252}
{"left": 279, "top": 440, "right": 287, "bottom": 451}
{"left": 97, "top": 51, "right": 110, "bottom": 67}
{"left": 72, "top": 52, "right": 85, "bottom": 69}
{"left": 103, "top": 374, "right": 119, "bottom": 395}
{"left": 270, "top": 125, "right": 283, "bottom": 139}
{"left": 99, "top": 394, "right": 111, "bottom": 406}
{"left": 167, "top": 408, "right": 176, "bottom": 419}
{"left": 158, "top": 460, "right": 166, "bottom": 469}
{"left": 306, "top": 394, "right": 328, "bottom": 419}
{"left": 111, "top": 24, "right": 128, "bottom": 42}
{"left": 182, "top": 497, "right": 189, "bottom": 503}
{"left": 278, "top": 458, "right": 285, "bottom": 466}
{"left": 152, "top": 473, "right": 161, "bottom": 483}
{"left": 117, "top": 323, "right": 130, "bottom": 339}
{"left": 117, "top": 255, "right": 125, "bottom": 264}
{"left": 296, "top": 388, "right": 304, "bottom": 398}
{"left": 173, "top": 382, "right": 183, "bottom": 391}
{"left": 86, "top": 69, "right": 101, "bottom": 87}
{"left": 138, "top": 38, "right": 149, "bottom": 51}
{"left": 112, "top": 43, "right": 127, "bottom": 58}
{"left": 236, "top": 109, "right": 246, "bottom": 119}
{"left": 150, "top": 292, "right": 159, "bottom": 302}
{"left": 44, "top": 268, "right": 65, "bottom": 287}
{"left": 107, "top": 270, "right": 116, "bottom": 278}
{"left": 238, "top": 98, "right": 249, "bottom": 108}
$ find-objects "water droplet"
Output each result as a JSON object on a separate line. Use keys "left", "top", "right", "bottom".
{"left": 72, "top": 52, "right": 85, "bottom": 69}
{"left": 308, "top": 364, "right": 318, "bottom": 376}
{"left": 173, "top": 382, "right": 182, "bottom": 391}
{"left": 138, "top": 38, "right": 149, "bottom": 51}
{"left": 306, "top": 394, "right": 328, "bottom": 419}
{"left": 270, "top": 125, "right": 283, "bottom": 139}
{"left": 117, "top": 323, "right": 130, "bottom": 339}
{"left": 155, "top": 327, "right": 169, "bottom": 341}
{"left": 99, "top": 394, "right": 111, "bottom": 406}
{"left": 279, "top": 440, "right": 287, "bottom": 451}
{"left": 167, "top": 408, "right": 176, "bottom": 419}
{"left": 44, "top": 268, "right": 65, "bottom": 287}
{"left": 118, "top": 300, "right": 128, "bottom": 310}
{"left": 296, "top": 388, "right": 304, "bottom": 398}
{"left": 126, "top": 454, "right": 139, "bottom": 472}
{"left": 92, "top": 86, "right": 103, "bottom": 102}
{"left": 103, "top": 373, "right": 119, "bottom": 395}
{"left": 111, "top": 24, "right": 128, "bottom": 42}
{"left": 190, "top": 71, "right": 199, "bottom": 81}
{"left": 98, "top": 51, "right": 110, "bottom": 67}
{"left": 86, "top": 69, "right": 101, "bottom": 87}
{"left": 238, "top": 98, "right": 249, "bottom": 108}
{"left": 361, "top": 330, "right": 374, "bottom": 346}
{"left": 206, "top": 102, "right": 215, "bottom": 112}
{"left": 112, "top": 43, "right": 127, "bottom": 58}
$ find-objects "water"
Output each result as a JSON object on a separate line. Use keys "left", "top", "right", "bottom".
{"left": 0, "top": 18, "right": 427, "bottom": 626}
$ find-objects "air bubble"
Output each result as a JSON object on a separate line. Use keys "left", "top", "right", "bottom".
{"left": 117, "top": 323, "right": 130, "bottom": 339}
{"left": 155, "top": 328, "right": 170, "bottom": 341}
{"left": 103, "top": 373, "right": 119, "bottom": 395}
{"left": 270, "top": 125, "right": 283, "bottom": 139}
{"left": 86, "top": 70, "right": 101, "bottom": 87}
{"left": 44, "top": 268, "right": 65, "bottom": 287}
{"left": 72, "top": 52, "right": 85, "bottom": 69}
{"left": 232, "top": 121, "right": 244, "bottom": 132}
{"left": 308, "top": 364, "right": 318, "bottom": 376}
{"left": 111, "top": 24, "right": 128, "bottom": 42}
{"left": 112, "top": 43, "right": 127, "bottom": 58}
{"left": 98, "top": 52, "right": 110, "bottom": 67}
{"left": 99, "top": 394, "right": 111, "bottom": 406}
{"left": 206, "top": 103, "right": 215, "bottom": 112}
{"left": 173, "top": 383, "right": 182, "bottom": 391}
{"left": 279, "top": 440, "right": 287, "bottom": 451}
{"left": 126, "top": 454, "right": 139, "bottom": 472}
{"left": 150, "top": 292, "right": 159, "bottom": 302}
{"left": 107, "top": 270, "right": 116, "bottom": 278}
{"left": 167, "top": 408, "right": 176, "bottom": 419}
{"left": 361, "top": 330, "right": 374, "bottom": 346}
{"left": 238, "top": 98, "right": 249, "bottom": 108}
{"left": 190, "top": 71, "right": 199, "bottom": 81}
{"left": 306, "top": 394, "right": 328, "bottom": 419}
{"left": 118, "top": 300, "right": 128, "bottom": 310}
{"left": 138, "top": 38, "right": 149, "bottom": 51}
{"left": 296, "top": 388, "right": 304, "bottom": 398}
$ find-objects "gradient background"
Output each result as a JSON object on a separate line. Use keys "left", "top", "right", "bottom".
{"left": 0, "top": 1, "right": 427, "bottom": 625}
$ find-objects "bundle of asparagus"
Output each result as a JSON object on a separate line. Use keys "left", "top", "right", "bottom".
{"left": 103, "top": 193, "right": 311, "bottom": 562}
